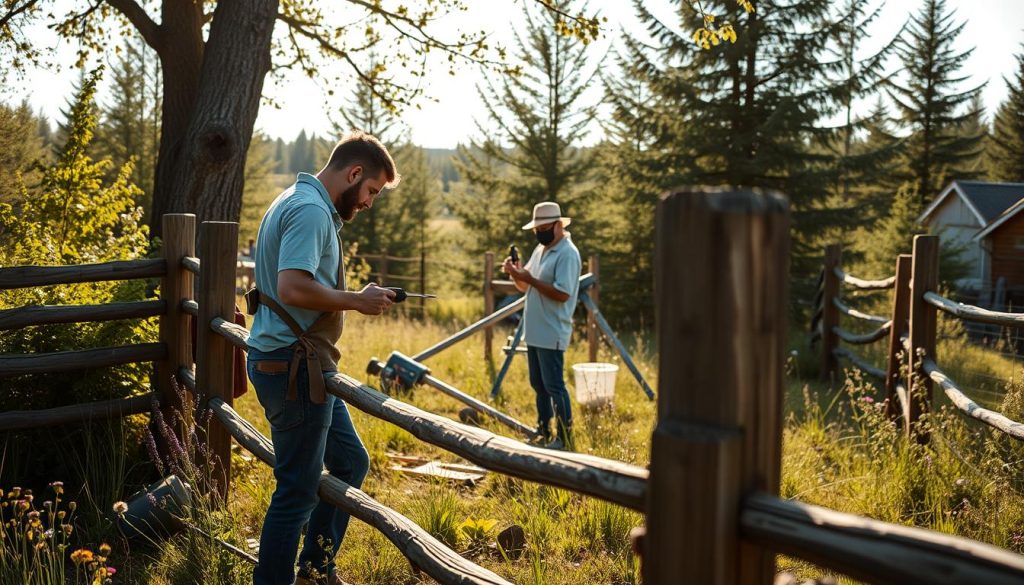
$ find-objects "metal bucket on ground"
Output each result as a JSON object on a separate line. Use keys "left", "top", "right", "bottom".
{"left": 117, "top": 475, "right": 192, "bottom": 539}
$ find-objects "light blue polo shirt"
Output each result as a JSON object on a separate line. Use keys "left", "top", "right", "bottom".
{"left": 523, "top": 233, "right": 582, "bottom": 350}
{"left": 247, "top": 173, "right": 345, "bottom": 353}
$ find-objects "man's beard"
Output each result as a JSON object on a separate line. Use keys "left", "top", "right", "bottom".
{"left": 337, "top": 179, "right": 363, "bottom": 221}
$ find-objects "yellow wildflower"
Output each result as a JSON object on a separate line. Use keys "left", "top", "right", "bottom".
{"left": 71, "top": 548, "right": 94, "bottom": 565}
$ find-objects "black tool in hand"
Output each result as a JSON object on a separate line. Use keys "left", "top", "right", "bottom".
{"left": 385, "top": 287, "right": 437, "bottom": 303}
{"left": 509, "top": 244, "right": 519, "bottom": 264}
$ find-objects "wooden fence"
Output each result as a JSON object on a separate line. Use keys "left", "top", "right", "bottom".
{"left": 3, "top": 194, "right": 1023, "bottom": 583}
{"left": 811, "top": 237, "right": 1024, "bottom": 442}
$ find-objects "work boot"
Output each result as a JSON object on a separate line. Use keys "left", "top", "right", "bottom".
{"left": 528, "top": 422, "right": 552, "bottom": 445}
{"left": 547, "top": 422, "right": 574, "bottom": 451}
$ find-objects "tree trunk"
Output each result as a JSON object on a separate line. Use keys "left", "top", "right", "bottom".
{"left": 149, "top": 0, "right": 278, "bottom": 238}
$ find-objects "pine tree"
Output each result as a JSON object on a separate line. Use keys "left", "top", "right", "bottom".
{"left": 290, "top": 130, "right": 311, "bottom": 174}
{"left": 454, "top": 0, "right": 599, "bottom": 259}
{"left": 273, "top": 138, "right": 286, "bottom": 174}
{"left": 0, "top": 99, "right": 45, "bottom": 203}
{"left": 625, "top": 0, "right": 865, "bottom": 291}
{"left": 990, "top": 48, "right": 1024, "bottom": 182}
{"left": 887, "top": 0, "right": 985, "bottom": 203}
{"left": 96, "top": 36, "right": 162, "bottom": 213}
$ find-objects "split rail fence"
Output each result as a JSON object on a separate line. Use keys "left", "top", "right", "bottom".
{"left": 811, "top": 237, "right": 1024, "bottom": 442}
{"left": 2, "top": 192, "right": 1023, "bottom": 583}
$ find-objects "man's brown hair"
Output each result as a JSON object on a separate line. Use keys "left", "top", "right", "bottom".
{"left": 327, "top": 131, "right": 401, "bottom": 188}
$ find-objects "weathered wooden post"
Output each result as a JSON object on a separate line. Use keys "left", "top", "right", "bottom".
{"left": 587, "top": 255, "right": 600, "bottom": 362}
{"left": 195, "top": 221, "right": 239, "bottom": 504}
{"left": 885, "top": 254, "right": 912, "bottom": 426}
{"left": 419, "top": 249, "right": 427, "bottom": 313}
{"left": 908, "top": 235, "right": 939, "bottom": 441}
{"left": 820, "top": 244, "right": 841, "bottom": 383}
{"left": 646, "top": 188, "right": 788, "bottom": 584}
{"left": 484, "top": 251, "right": 495, "bottom": 362}
{"left": 158, "top": 214, "right": 196, "bottom": 452}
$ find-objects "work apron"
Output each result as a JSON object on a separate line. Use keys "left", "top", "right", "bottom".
{"left": 245, "top": 232, "right": 346, "bottom": 404}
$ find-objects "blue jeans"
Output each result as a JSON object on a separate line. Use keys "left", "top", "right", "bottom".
{"left": 248, "top": 347, "right": 370, "bottom": 585}
{"left": 526, "top": 345, "right": 573, "bottom": 439}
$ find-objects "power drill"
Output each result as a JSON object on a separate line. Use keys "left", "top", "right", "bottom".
{"left": 384, "top": 287, "right": 437, "bottom": 303}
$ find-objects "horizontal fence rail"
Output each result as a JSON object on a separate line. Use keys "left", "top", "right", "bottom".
{"left": 923, "top": 292, "right": 1024, "bottom": 327}
{"left": 182, "top": 299, "right": 199, "bottom": 317}
{"left": 0, "top": 394, "right": 152, "bottom": 432}
{"left": 922, "top": 359, "right": 1024, "bottom": 441}
{"left": 182, "top": 256, "right": 201, "bottom": 274}
{"left": 833, "top": 267, "right": 896, "bottom": 291}
{"left": 0, "top": 300, "right": 166, "bottom": 330}
{"left": 205, "top": 397, "right": 511, "bottom": 585}
{"left": 833, "top": 347, "right": 886, "bottom": 379}
{"left": 833, "top": 298, "right": 889, "bottom": 325}
{"left": 325, "top": 372, "right": 648, "bottom": 511}
{"left": 0, "top": 259, "right": 166, "bottom": 289}
{"left": 740, "top": 492, "right": 1024, "bottom": 585}
{"left": 0, "top": 343, "right": 167, "bottom": 377}
{"left": 833, "top": 322, "right": 891, "bottom": 345}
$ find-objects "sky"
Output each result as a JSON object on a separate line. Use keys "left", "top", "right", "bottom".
{"left": 5, "top": 0, "right": 1024, "bottom": 150}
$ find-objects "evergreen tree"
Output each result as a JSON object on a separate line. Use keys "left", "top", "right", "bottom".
{"left": 290, "top": 130, "right": 311, "bottom": 174}
{"left": 626, "top": 0, "right": 863, "bottom": 291}
{"left": 454, "top": 0, "right": 599, "bottom": 259}
{"left": 0, "top": 99, "right": 45, "bottom": 203}
{"left": 96, "top": 36, "right": 162, "bottom": 213}
{"left": 990, "top": 48, "right": 1024, "bottom": 182}
{"left": 887, "top": 0, "right": 985, "bottom": 203}
{"left": 273, "top": 137, "right": 287, "bottom": 174}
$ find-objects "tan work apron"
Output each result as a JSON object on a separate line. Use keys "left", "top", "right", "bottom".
{"left": 250, "top": 231, "right": 346, "bottom": 404}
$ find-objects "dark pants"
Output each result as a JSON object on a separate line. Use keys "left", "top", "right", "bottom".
{"left": 526, "top": 345, "right": 573, "bottom": 439}
{"left": 248, "top": 347, "right": 370, "bottom": 585}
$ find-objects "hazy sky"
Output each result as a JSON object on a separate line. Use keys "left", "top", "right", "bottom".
{"left": 6, "top": 0, "right": 1024, "bottom": 149}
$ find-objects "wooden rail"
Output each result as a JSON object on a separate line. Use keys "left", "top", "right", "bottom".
{"left": 182, "top": 256, "right": 201, "bottom": 274}
{"left": 740, "top": 492, "right": 1024, "bottom": 585}
{"left": 833, "top": 347, "right": 886, "bottom": 379}
{"left": 0, "top": 258, "right": 166, "bottom": 289}
{"left": 325, "top": 372, "right": 648, "bottom": 511}
{"left": 0, "top": 300, "right": 165, "bottom": 330}
{"left": 206, "top": 397, "right": 511, "bottom": 585}
{"left": 922, "top": 359, "right": 1024, "bottom": 441}
{"left": 923, "top": 292, "right": 1024, "bottom": 327}
{"left": 833, "top": 267, "right": 896, "bottom": 290}
{"left": 833, "top": 298, "right": 889, "bottom": 325}
{"left": 0, "top": 343, "right": 167, "bottom": 377}
{"left": 0, "top": 394, "right": 152, "bottom": 432}
{"left": 832, "top": 322, "right": 890, "bottom": 345}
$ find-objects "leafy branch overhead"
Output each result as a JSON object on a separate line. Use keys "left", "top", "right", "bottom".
{"left": 690, "top": 0, "right": 754, "bottom": 50}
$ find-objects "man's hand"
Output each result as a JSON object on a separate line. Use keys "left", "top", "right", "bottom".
{"left": 502, "top": 257, "right": 532, "bottom": 284}
{"left": 356, "top": 282, "right": 396, "bottom": 315}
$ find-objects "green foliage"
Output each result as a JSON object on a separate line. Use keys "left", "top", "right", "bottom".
{"left": 453, "top": 0, "right": 599, "bottom": 261}
{"left": 989, "top": 48, "right": 1024, "bottom": 182}
{"left": 94, "top": 36, "right": 161, "bottom": 215}
{"left": 887, "top": 0, "right": 986, "bottom": 203}
{"left": 0, "top": 98, "right": 46, "bottom": 203}
{"left": 0, "top": 68, "right": 154, "bottom": 488}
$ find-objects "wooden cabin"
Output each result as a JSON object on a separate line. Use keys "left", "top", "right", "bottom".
{"left": 918, "top": 181, "right": 1024, "bottom": 305}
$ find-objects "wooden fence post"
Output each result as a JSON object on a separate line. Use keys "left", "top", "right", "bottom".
{"left": 419, "top": 249, "right": 427, "bottom": 313}
{"left": 158, "top": 213, "right": 195, "bottom": 453}
{"left": 885, "top": 254, "right": 912, "bottom": 426}
{"left": 587, "top": 255, "right": 600, "bottom": 362}
{"left": 646, "top": 188, "right": 788, "bottom": 585}
{"left": 196, "top": 221, "right": 239, "bottom": 504}
{"left": 908, "top": 235, "right": 939, "bottom": 441}
{"left": 484, "top": 252, "right": 495, "bottom": 363}
{"left": 820, "top": 244, "right": 842, "bottom": 383}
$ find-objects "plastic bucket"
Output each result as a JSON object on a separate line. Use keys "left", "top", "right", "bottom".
{"left": 117, "top": 475, "right": 192, "bottom": 540}
{"left": 572, "top": 362, "right": 618, "bottom": 407}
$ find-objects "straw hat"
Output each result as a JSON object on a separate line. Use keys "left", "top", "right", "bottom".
{"left": 521, "top": 201, "right": 572, "bottom": 230}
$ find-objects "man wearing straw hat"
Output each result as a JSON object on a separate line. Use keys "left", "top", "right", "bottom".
{"left": 503, "top": 201, "right": 582, "bottom": 450}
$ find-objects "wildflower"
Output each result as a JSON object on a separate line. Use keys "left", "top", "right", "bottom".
{"left": 43, "top": 500, "right": 52, "bottom": 509}
{"left": 62, "top": 524, "right": 73, "bottom": 536}
{"left": 71, "top": 548, "right": 94, "bottom": 565}
{"left": 112, "top": 501, "right": 128, "bottom": 515}
{"left": 68, "top": 501, "right": 77, "bottom": 512}
{"left": 107, "top": 567, "right": 117, "bottom": 576}
{"left": 10, "top": 487, "right": 21, "bottom": 498}
{"left": 17, "top": 499, "right": 30, "bottom": 512}
{"left": 860, "top": 396, "right": 874, "bottom": 404}
{"left": 49, "top": 481, "right": 64, "bottom": 495}
{"left": 99, "top": 543, "right": 111, "bottom": 556}
{"left": 35, "top": 541, "right": 47, "bottom": 552}
{"left": 57, "top": 511, "right": 66, "bottom": 520}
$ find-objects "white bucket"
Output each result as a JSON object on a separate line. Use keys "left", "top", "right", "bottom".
{"left": 572, "top": 362, "right": 618, "bottom": 407}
